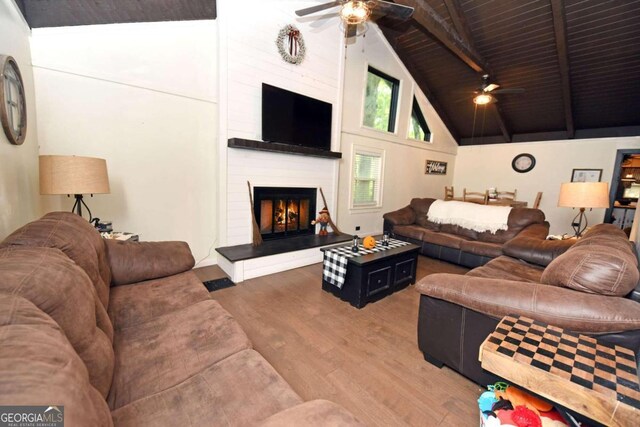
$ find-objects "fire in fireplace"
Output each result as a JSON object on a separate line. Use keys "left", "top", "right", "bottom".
{"left": 253, "top": 187, "right": 317, "bottom": 240}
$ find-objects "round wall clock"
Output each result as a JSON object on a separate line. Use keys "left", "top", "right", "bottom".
{"left": 0, "top": 55, "right": 27, "bottom": 145}
{"left": 512, "top": 153, "right": 536, "bottom": 173}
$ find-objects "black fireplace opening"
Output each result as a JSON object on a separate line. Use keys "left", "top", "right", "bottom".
{"left": 254, "top": 187, "right": 317, "bottom": 240}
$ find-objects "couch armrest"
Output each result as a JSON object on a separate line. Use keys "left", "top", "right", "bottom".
{"left": 105, "top": 239, "right": 195, "bottom": 286}
{"left": 259, "top": 400, "right": 365, "bottom": 426}
{"left": 415, "top": 274, "right": 640, "bottom": 334}
{"left": 382, "top": 205, "right": 415, "bottom": 227}
{"left": 503, "top": 224, "right": 573, "bottom": 266}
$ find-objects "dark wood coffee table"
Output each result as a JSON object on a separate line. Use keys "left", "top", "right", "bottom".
{"left": 320, "top": 242, "right": 420, "bottom": 308}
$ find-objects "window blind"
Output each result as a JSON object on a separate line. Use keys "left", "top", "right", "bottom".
{"left": 352, "top": 152, "right": 382, "bottom": 207}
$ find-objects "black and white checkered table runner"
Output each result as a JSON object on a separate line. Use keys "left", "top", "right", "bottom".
{"left": 322, "top": 239, "right": 409, "bottom": 289}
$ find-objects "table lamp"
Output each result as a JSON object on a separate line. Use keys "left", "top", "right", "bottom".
{"left": 39, "top": 155, "right": 110, "bottom": 221}
{"left": 558, "top": 182, "right": 609, "bottom": 237}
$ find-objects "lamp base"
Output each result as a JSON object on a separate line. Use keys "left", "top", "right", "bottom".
{"left": 71, "top": 194, "right": 93, "bottom": 221}
{"left": 571, "top": 207, "right": 587, "bottom": 237}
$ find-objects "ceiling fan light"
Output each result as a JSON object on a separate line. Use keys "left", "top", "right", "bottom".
{"left": 340, "top": 1, "right": 371, "bottom": 25}
{"left": 473, "top": 93, "right": 494, "bottom": 105}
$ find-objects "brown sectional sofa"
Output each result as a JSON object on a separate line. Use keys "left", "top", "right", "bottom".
{"left": 0, "top": 212, "right": 363, "bottom": 426}
{"left": 383, "top": 198, "right": 549, "bottom": 268}
{"left": 415, "top": 223, "right": 640, "bottom": 385}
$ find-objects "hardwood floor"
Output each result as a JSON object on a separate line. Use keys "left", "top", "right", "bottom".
{"left": 196, "top": 257, "right": 482, "bottom": 426}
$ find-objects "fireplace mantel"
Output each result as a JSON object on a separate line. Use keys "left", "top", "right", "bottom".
{"left": 228, "top": 138, "right": 342, "bottom": 159}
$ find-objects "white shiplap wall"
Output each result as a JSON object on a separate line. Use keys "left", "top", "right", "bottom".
{"left": 219, "top": 0, "right": 345, "bottom": 247}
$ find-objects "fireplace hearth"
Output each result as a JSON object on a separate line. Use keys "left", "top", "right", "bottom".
{"left": 253, "top": 187, "right": 317, "bottom": 240}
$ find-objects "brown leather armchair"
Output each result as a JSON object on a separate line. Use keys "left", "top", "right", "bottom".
{"left": 415, "top": 224, "right": 640, "bottom": 385}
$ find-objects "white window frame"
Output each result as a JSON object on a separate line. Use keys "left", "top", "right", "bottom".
{"left": 349, "top": 145, "right": 385, "bottom": 211}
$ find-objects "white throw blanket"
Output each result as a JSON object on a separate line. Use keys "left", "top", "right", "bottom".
{"left": 427, "top": 200, "right": 511, "bottom": 234}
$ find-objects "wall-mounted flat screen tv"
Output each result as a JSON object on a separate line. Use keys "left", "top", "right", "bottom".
{"left": 262, "top": 83, "right": 332, "bottom": 151}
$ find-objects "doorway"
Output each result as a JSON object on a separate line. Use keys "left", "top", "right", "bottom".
{"left": 604, "top": 149, "right": 640, "bottom": 233}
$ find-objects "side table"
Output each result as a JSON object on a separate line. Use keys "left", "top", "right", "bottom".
{"left": 479, "top": 315, "right": 640, "bottom": 427}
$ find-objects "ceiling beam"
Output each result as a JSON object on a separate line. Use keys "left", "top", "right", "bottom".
{"left": 394, "top": 0, "right": 512, "bottom": 143}
{"left": 393, "top": 44, "right": 460, "bottom": 142}
{"left": 550, "top": 0, "right": 575, "bottom": 138}
{"left": 443, "top": 0, "right": 474, "bottom": 50}
{"left": 394, "top": 0, "right": 489, "bottom": 73}
{"left": 491, "top": 104, "right": 512, "bottom": 143}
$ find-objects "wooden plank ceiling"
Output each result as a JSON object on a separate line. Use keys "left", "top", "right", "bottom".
{"left": 13, "top": 0, "right": 639, "bottom": 146}
{"left": 380, "top": 0, "right": 640, "bottom": 145}
{"left": 16, "top": 0, "right": 216, "bottom": 28}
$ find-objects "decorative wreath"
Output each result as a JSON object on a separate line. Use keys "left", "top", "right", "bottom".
{"left": 276, "top": 24, "right": 306, "bottom": 65}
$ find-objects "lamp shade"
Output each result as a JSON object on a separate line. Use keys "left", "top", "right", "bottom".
{"left": 39, "top": 155, "right": 110, "bottom": 195}
{"left": 558, "top": 182, "right": 609, "bottom": 209}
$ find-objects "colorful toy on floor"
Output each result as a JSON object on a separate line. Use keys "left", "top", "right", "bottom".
{"left": 480, "top": 382, "right": 567, "bottom": 427}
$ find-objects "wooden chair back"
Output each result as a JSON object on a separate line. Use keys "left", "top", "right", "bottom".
{"left": 463, "top": 188, "right": 488, "bottom": 204}
{"left": 533, "top": 191, "right": 543, "bottom": 209}
{"left": 444, "top": 186, "right": 454, "bottom": 200}
{"left": 496, "top": 189, "right": 517, "bottom": 202}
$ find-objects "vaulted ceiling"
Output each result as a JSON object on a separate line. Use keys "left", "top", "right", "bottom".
{"left": 12, "top": 1, "right": 640, "bottom": 146}
{"left": 379, "top": 0, "right": 640, "bottom": 145}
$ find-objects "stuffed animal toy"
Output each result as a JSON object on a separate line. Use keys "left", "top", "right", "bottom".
{"left": 311, "top": 208, "right": 331, "bottom": 236}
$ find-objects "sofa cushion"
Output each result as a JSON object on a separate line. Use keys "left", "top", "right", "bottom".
{"left": 440, "top": 224, "right": 478, "bottom": 240}
{"left": 105, "top": 239, "right": 195, "bottom": 286}
{"left": 416, "top": 274, "right": 640, "bottom": 333}
{"left": 422, "top": 230, "right": 469, "bottom": 249}
{"left": 108, "top": 271, "right": 210, "bottom": 330}
{"left": 541, "top": 244, "right": 639, "bottom": 296}
{"left": 572, "top": 223, "right": 633, "bottom": 251}
{"left": 109, "top": 300, "right": 252, "bottom": 409}
{"left": 0, "top": 294, "right": 113, "bottom": 427}
{"left": 459, "top": 240, "right": 503, "bottom": 258}
{"left": 541, "top": 224, "right": 639, "bottom": 296}
{"left": 410, "top": 198, "right": 439, "bottom": 230}
{"left": 259, "top": 400, "right": 366, "bottom": 427}
{"left": 1, "top": 212, "right": 112, "bottom": 310}
{"left": 466, "top": 256, "right": 545, "bottom": 283}
{"left": 111, "top": 349, "right": 303, "bottom": 427}
{"left": 0, "top": 246, "right": 115, "bottom": 398}
{"left": 393, "top": 224, "right": 426, "bottom": 241}
{"left": 477, "top": 208, "right": 545, "bottom": 244}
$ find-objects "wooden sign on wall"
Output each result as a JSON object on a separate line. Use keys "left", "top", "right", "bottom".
{"left": 425, "top": 160, "right": 447, "bottom": 175}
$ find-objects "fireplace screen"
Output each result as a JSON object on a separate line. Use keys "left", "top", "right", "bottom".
{"left": 254, "top": 187, "right": 317, "bottom": 240}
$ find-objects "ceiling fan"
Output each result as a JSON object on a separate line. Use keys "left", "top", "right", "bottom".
{"left": 295, "top": 1, "right": 414, "bottom": 38}
{"left": 471, "top": 74, "right": 525, "bottom": 105}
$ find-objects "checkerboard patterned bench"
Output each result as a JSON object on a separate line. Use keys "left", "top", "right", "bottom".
{"left": 480, "top": 315, "right": 640, "bottom": 427}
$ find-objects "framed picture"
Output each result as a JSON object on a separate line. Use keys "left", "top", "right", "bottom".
{"left": 425, "top": 160, "right": 447, "bottom": 175}
{"left": 571, "top": 168, "right": 602, "bottom": 182}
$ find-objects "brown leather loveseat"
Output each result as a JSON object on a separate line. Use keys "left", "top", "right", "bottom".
{"left": 415, "top": 223, "right": 640, "bottom": 385}
{"left": 0, "top": 212, "right": 363, "bottom": 426}
{"left": 383, "top": 198, "right": 549, "bottom": 268}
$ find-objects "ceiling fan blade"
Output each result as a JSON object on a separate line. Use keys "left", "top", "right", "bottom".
{"left": 309, "top": 12, "right": 340, "bottom": 28}
{"left": 295, "top": 1, "right": 343, "bottom": 17}
{"left": 491, "top": 88, "right": 525, "bottom": 94}
{"left": 346, "top": 23, "right": 358, "bottom": 38}
{"left": 484, "top": 83, "right": 500, "bottom": 92}
{"left": 374, "top": 1, "right": 414, "bottom": 20}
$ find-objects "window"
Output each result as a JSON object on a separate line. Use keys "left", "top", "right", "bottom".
{"left": 363, "top": 67, "right": 399, "bottom": 133}
{"left": 351, "top": 148, "right": 384, "bottom": 209}
{"left": 408, "top": 97, "right": 431, "bottom": 142}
